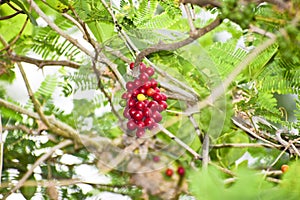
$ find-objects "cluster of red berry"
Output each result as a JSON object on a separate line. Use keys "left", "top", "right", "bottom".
{"left": 122, "top": 62, "right": 168, "bottom": 137}
{"left": 165, "top": 166, "right": 185, "bottom": 177}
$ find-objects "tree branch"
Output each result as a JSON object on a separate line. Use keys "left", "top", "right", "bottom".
{"left": 3, "top": 140, "right": 73, "bottom": 198}
{"left": 180, "top": 0, "right": 221, "bottom": 7}
{"left": 9, "top": 54, "right": 81, "bottom": 69}
{"left": 133, "top": 18, "right": 221, "bottom": 75}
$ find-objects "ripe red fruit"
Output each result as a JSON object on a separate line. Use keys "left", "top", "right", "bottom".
{"left": 129, "top": 62, "right": 135, "bottom": 69}
{"left": 126, "top": 81, "right": 135, "bottom": 91}
{"left": 158, "top": 101, "right": 168, "bottom": 111}
{"left": 177, "top": 166, "right": 185, "bottom": 176}
{"left": 165, "top": 168, "right": 173, "bottom": 177}
{"left": 127, "top": 98, "right": 136, "bottom": 108}
{"left": 146, "top": 88, "right": 155, "bottom": 97}
{"left": 139, "top": 87, "right": 147, "bottom": 94}
{"left": 143, "top": 81, "right": 152, "bottom": 89}
{"left": 135, "top": 101, "right": 146, "bottom": 110}
{"left": 152, "top": 111, "right": 162, "bottom": 123}
{"left": 160, "top": 93, "right": 167, "bottom": 101}
{"left": 132, "top": 89, "right": 140, "bottom": 97}
{"left": 144, "top": 117, "right": 155, "bottom": 127}
{"left": 153, "top": 93, "right": 162, "bottom": 101}
{"left": 143, "top": 107, "right": 152, "bottom": 117}
{"left": 148, "top": 101, "right": 159, "bottom": 111}
{"left": 134, "top": 79, "right": 143, "bottom": 88}
{"left": 150, "top": 79, "right": 158, "bottom": 88}
{"left": 136, "top": 121, "right": 145, "bottom": 128}
{"left": 132, "top": 110, "right": 144, "bottom": 121}
{"left": 136, "top": 128, "right": 145, "bottom": 137}
{"left": 145, "top": 67, "right": 155, "bottom": 77}
{"left": 139, "top": 63, "right": 147, "bottom": 72}
{"left": 129, "top": 108, "right": 137, "bottom": 118}
{"left": 281, "top": 164, "right": 289, "bottom": 173}
{"left": 139, "top": 73, "right": 149, "bottom": 82}
{"left": 123, "top": 107, "right": 130, "bottom": 119}
{"left": 127, "top": 120, "right": 137, "bottom": 130}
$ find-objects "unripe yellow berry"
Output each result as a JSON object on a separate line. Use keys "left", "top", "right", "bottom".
{"left": 137, "top": 94, "right": 146, "bottom": 101}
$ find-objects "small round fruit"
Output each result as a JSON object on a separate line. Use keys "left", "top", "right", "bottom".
{"left": 153, "top": 156, "right": 160, "bottom": 162}
{"left": 132, "top": 110, "right": 144, "bottom": 121}
{"left": 145, "top": 67, "right": 155, "bottom": 77}
{"left": 153, "top": 93, "right": 162, "bottom": 101}
{"left": 146, "top": 88, "right": 155, "bottom": 97}
{"left": 136, "top": 121, "right": 145, "bottom": 128}
{"left": 144, "top": 117, "right": 155, "bottom": 127}
{"left": 143, "top": 81, "right": 152, "bottom": 89}
{"left": 129, "top": 62, "right": 135, "bottom": 69}
{"left": 119, "top": 99, "right": 127, "bottom": 107}
{"left": 281, "top": 164, "right": 289, "bottom": 173}
{"left": 165, "top": 168, "right": 173, "bottom": 177}
{"left": 127, "top": 120, "right": 137, "bottom": 130}
{"left": 123, "top": 107, "right": 130, "bottom": 119}
{"left": 136, "top": 128, "right": 145, "bottom": 137}
{"left": 126, "top": 81, "right": 135, "bottom": 91}
{"left": 127, "top": 98, "right": 136, "bottom": 108}
{"left": 143, "top": 107, "right": 152, "bottom": 117}
{"left": 161, "top": 93, "right": 167, "bottom": 101}
{"left": 148, "top": 101, "right": 159, "bottom": 111}
{"left": 139, "top": 63, "right": 147, "bottom": 72}
{"left": 158, "top": 101, "right": 168, "bottom": 111}
{"left": 134, "top": 79, "right": 142, "bottom": 88}
{"left": 129, "top": 108, "right": 137, "bottom": 118}
{"left": 139, "top": 87, "right": 147, "bottom": 94}
{"left": 135, "top": 101, "right": 146, "bottom": 110}
{"left": 150, "top": 79, "right": 158, "bottom": 88}
{"left": 139, "top": 72, "right": 149, "bottom": 82}
{"left": 137, "top": 94, "right": 147, "bottom": 101}
{"left": 152, "top": 111, "right": 162, "bottom": 123}
{"left": 177, "top": 166, "right": 185, "bottom": 176}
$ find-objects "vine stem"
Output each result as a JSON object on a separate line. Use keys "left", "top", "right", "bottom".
{"left": 0, "top": 115, "right": 3, "bottom": 185}
{"left": 3, "top": 140, "right": 73, "bottom": 198}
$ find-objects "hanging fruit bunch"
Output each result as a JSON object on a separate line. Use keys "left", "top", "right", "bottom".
{"left": 122, "top": 62, "right": 168, "bottom": 137}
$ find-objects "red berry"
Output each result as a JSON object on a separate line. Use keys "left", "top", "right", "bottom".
{"left": 139, "top": 73, "right": 149, "bottom": 82}
{"left": 136, "top": 128, "right": 145, "bottom": 137}
{"left": 153, "top": 156, "right": 160, "bottom": 162}
{"left": 148, "top": 101, "right": 159, "bottom": 111}
{"left": 177, "top": 166, "right": 185, "bottom": 176}
{"left": 154, "top": 87, "right": 160, "bottom": 93}
{"left": 132, "top": 110, "right": 144, "bottom": 121}
{"left": 139, "top": 63, "right": 147, "bottom": 72}
{"left": 132, "top": 89, "right": 140, "bottom": 97}
{"left": 129, "top": 62, "right": 135, "bottom": 69}
{"left": 135, "top": 121, "right": 145, "bottom": 128}
{"left": 127, "top": 120, "right": 137, "bottom": 130}
{"left": 126, "top": 81, "right": 135, "bottom": 91}
{"left": 139, "top": 87, "right": 147, "bottom": 94}
{"left": 152, "top": 111, "right": 162, "bottom": 123}
{"left": 143, "top": 107, "right": 152, "bottom": 117}
{"left": 144, "top": 117, "right": 155, "bottom": 127}
{"left": 123, "top": 107, "right": 130, "bottom": 119}
{"left": 127, "top": 98, "right": 136, "bottom": 108}
{"left": 135, "top": 101, "right": 146, "bottom": 110}
{"left": 153, "top": 93, "right": 162, "bottom": 101}
{"left": 161, "top": 93, "right": 167, "bottom": 101}
{"left": 165, "top": 168, "right": 173, "bottom": 177}
{"left": 146, "top": 67, "right": 155, "bottom": 77}
{"left": 158, "top": 101, "right": 168, "bottom": 111}
{"left": 146, "top": 88, "right": 155, "bottom": 97}
{"left": 134, "top": 79, "right": 143, "bottom": 88}
{"left": 129, "top": 108, "right": 137, "bottom": 118}
{"left": 143, "top": 81, "right": 152, "bottom": 89}
{"left": 150, "top": 79, "right": 158, "bottom": 88}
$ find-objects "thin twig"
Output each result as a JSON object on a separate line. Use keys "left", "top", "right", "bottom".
{"left": 231, "top": 116, "right": 281, "bottom": 148}
{"left": 18, "top": 63, "right": 51, "bottom": 127}
{"left": 202, "top": 133, "right": 210, "bottom": 169}
{"left": 3, "top": 140, "right": 73, "bottom": 198}
{"left": 212, "top": 143, "right": 277, "bottom": 149}
{"left": 9, "top": 54, "right": 81, "bottom": 69}
{"left": 184, "top": 4, "right": 196, "bottom": 32}
{"left": 159, "top": 125, "right": 202, "bottom": 160}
